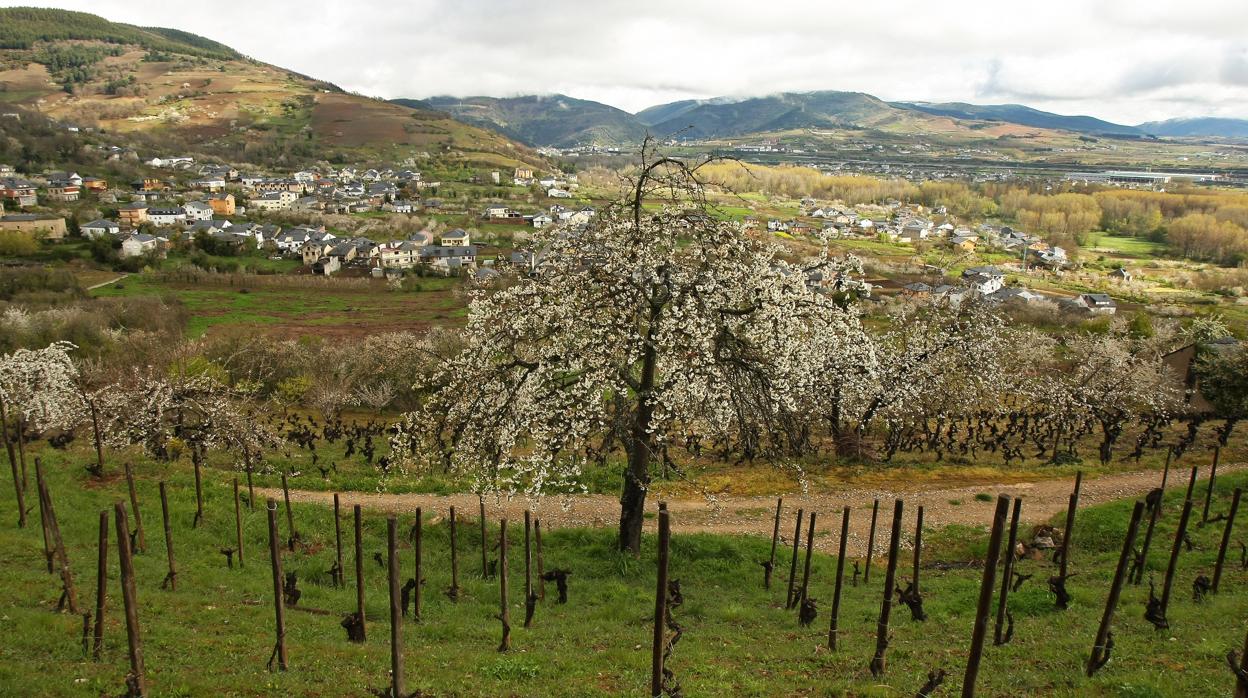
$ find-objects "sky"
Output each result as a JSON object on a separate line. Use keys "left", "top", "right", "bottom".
{"left": 6, "top": 0, "right": 1248, "bottom": 124}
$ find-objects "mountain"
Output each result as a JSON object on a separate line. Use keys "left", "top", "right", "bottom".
{"left": 895, "top": 102, "right": 1142, "bottom": 136}
{"left": 1136, "top": 118, "right": 1248, "bottom": 139}
{"left": 640, "top": 91, "right": 938, "bottom": 139}
{"left": 402, "top": 94, "right": 649, "bottom": 147}
{"left": 0, "top": 8, "right": 542, "bottom": 169}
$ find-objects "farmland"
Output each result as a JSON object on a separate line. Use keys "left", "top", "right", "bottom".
{"left": 1, "top": 442, "right": 1245, "bottom": 696}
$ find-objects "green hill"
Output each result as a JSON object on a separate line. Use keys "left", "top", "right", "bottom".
{"left": 408, "top": 94, "right": 649, "bottom": 147}
{"left": 1137, "top": 117, "right": 1248, "bottom": 139}
{"left": 642, "top": 91, "right": 928, "bottom": 139}
{"left": 0, "top": 8, "right": 544, "bottom": 169}
{"left": 896, "top": 101, "right": 1143, "bottom": 136}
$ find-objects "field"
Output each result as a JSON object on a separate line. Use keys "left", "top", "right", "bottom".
{"left": 90, "top": 272, "right": 466, "bottom": 338}
{"left": 1, "top": 443, "right": 1245, "bottom": 696}
{"left": 1085, "top": 234, "right": 1168, "bottom": 260}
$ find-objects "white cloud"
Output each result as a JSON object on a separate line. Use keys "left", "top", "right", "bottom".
{"left": 4, "top": 0, "right": 1246, "bottom": 124}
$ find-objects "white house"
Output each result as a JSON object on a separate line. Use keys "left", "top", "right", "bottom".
{"left": 121, "top": 233, "right": 164, "bottom": 258}
{"left": 440, "top": 229, "right": 470, "bottom": 246}
{"left": 147, "top": 207, "right": 186, "bottom": 226}
{"left": 531, "top": 213, "right": 553, "bottom": 228}
{"left": 961, "top": 266, "right": 1005, "bottom": 295}
{"left": 547, "top": 188, "right": 572, "bottom": 198}
{"left": 81, "top": 219, "right": 120, "bottom": 239}
{"left": 182, "top": 201, "right": 214, "bottom": 221}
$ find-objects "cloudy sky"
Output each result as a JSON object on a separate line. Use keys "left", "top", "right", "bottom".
{"left": 7, "top": 0, "right": 1248, "bottom": 124}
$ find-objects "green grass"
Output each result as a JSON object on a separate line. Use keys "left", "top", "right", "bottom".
{"left": 1086, "top": 234, "right": 1167, "bottom": 260}
{"left": 1, "top": 442, "right": 1246, "bottom": 696}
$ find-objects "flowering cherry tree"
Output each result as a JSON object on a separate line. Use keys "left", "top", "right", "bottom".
{"left": 393, "top": 149, "right": 869, "bottom": 553}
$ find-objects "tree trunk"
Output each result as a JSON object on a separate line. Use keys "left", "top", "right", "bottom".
{"left": 619, "top": 317, "right": 659, "bottom": 555}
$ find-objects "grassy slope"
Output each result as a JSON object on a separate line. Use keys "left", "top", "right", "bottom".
{"left": 1, "top": 443, "right": 1245, "bottom": 697}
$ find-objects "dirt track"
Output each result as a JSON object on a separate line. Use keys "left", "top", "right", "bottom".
{"left": 261, "top": 462, "right": 1242, "bottom": 557}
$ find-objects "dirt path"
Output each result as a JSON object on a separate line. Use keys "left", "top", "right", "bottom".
{"left": 262, "top": 462, "right": 1242, "bottom": 557}
{"left": 85, "top": 273, "right": 128, "bottom": 290}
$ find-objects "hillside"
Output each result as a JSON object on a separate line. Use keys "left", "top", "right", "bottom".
{"left": 0, "top": 8, "right": 543, "bottom": 169}
{"left": 897, "top": 101, "right": 1143, "bottom": 136}
{"left": 1137, "top": 117, "right": 1248, "bottom": 139}
{"left": 643, "top": 91, "right": 926, "bottom": 139}
{"left": 408, "top": 94, "right": 649, "bottom": 147}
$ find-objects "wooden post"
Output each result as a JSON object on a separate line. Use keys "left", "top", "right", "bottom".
{"left": 962, "top": 495, "right": 1010, "bottom": 698}
{"left": 1184, "top": 464, "right": 1199, "bottom": 504}
{"left": 412, "top": 506, "right": 422, "bottom": 621}
{"left": 766, "top": 497, "right": 782, "bottom": 589}
{"left": 124, "top": 462, "right": 146, "bottom": 554}
{"left": 93, "top": 509, "right": 108, "bottom": 661}
{"left": 449, "top": 506, "right": 459, "bottom": 600}
{"left": 281, "top": 472, "right": 296, "bottom": 551}
{"left": 994, "top": 497, "right": 1022, "bottom": 645}
{"left": 480, "top": 497, "right": 489, "bottom": 578}
{"left": 1157, "top": 498, "right": 1194, "bottom": 627}
{"left": 1213, "top": 489, "right": 1242, "bottom": 593}
{"left": 828, "top": 506, "right": 849, "bottom": 650}
{"left": 1087, "top": 500, "right": 1145, "bottom": 676}
{"left": 864, "top": 499, "right": 879, "bottom": 585}
{"left": 523, "top": 510, "right": 533, "bottom": 628}
{"left": 785, "top": 509, "right": 805, "bottom": 609}
{"left": 497, "top": 518, "right": 511, "bottom": 652}
{"left": 36, "top": 457, "right": 53, "bottom": 573}
{"left": 36, "top": 458, "right": 78, "bottom": 613}
{"left": 2, "top": 396, "right": 24, "bottom": 528}
{"left": 191, "top": 450, "right": 204, "bottom": 528}
{"left": 246, "top": 463, "right": 255, "bottom": 511}
{"left": 387, "top": 517, "right": 404, "bottom": 698}
{"left": 113, "top": 502, "right": 145, "bottom": 697}
{"left": 870, "top": 499, "right": 903, "bottom": 677}
{"left": 535, "top": 518, "right": 546, "bottom": 600}
{"left": 651, "top": 508, "right": 671, "bottom": 698}
{"left": 912, "top": 505, "right": 924, "bottom": 593}
{"left": 1132, "top": 473, "right": 1165, "bottom": 586}
{"left": 1058, "top": 472, "right": 1082, "bottom": 581}
{"left": 353, "top": 504, "right": 366, "bottom": 642}
{"left": 233, "top": 478, "right": 245, "bottom": 569}
{"left": 333, "top": 494, "right": 343, "bottom": 586}
{"left": 797, "top": 511, "right": 817, "bottom": 609}
{"left": 158, "top": 483, "right": 177, "bottom": 591}
{"left": 266, "top": 500, "right": 287, "bottom": 671}
{"left": 1202, "top": 447, "right": 1220, "bottom": 524}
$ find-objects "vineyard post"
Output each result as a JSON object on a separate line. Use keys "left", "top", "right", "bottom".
{"left": 191, "top": 449, "right": 204, "bottom": 528}
{"left": 535, "top": 518, "right": 546, "bottom": 600}
{"left": 797, "top": 511, "right": 817, "bottom": 610}
{"left": 1087, "top": 500, "right": 1145, "bottom": 676}
{"left": 480, "top": 497, "right": 489, "bottom": 578}
{"left": 353, "top": 504, "right": 366, "bottom": 642}
{"left": 1184, "top": 465, "right": 1199, "bottom": 503}
{"left": 1055, "top": 472, "right": 1082, "bottom": 610}
{"left": 123, "top": 462, "right": 146, "bottom": 554}
{"left": 449, "top": 506, "right": 459, "bottom": 600}
{"left": 333, "top": 494, "right": 343, "bottom": 586}
{"left": 233, "top": 478, "right": 244, "bottom": 569}
{"left": 1202, "top": 447, "right": 1220, "bottom": 524}
{"left": 650, "top": 507, "right": 671, "bottom": 698}
{"left": 387, "top": 517, "right": 404, "bottom": 697}
{"left": 113, "top": 502, "right": 145, "bottom": 697}
{"left": 1132, "top": 480, "right": 1164, "bottom": 585}
{"left": 828, "top": 506, "right": 849, "bottom": 650}
{"left": 1157, "top": 498, "right": 1194, "bottom": 627}
{"left": 158, "top": 483, "right": 177, "bottom": 591}
{"left": 36, "top": 458, "right": 77, "bottom": 612}
{"left": 265, "top": 499, "right": 287, "bottom": 671}
{"left": 865, "top": 499, "right": 879, "bottom": 585}
{"left": 92, "top": 509, "right": 108, "bottom": 661}
{"left": 1236, "top": 625, "right": 1248, "bottom": 698}
{"left": 412, "top": 506, "right": 422, "bottom": 620}
{"left": 766, "top": 497, "right": 782, "bottom": 589}
{"left": 962, "top": 495, "right": 1010, "bottom": 698}
{"left": 281, "top": 472, "right": 296, "bottom": 551}
{"left": 994, "top": 497, "right": 1022, "bottom": 645}
{"left": 1212, "top": 488, "right": 1242, "bottom": 593}
{"left": 870, "top": 499, "right": 903, "bottom": 677}
{"left": 524, "top": 510, "right": 533, "bottom": 628}
{"left": 785, "top": 509, "right": 804, "bottom": 610}
{"left": 36, "top": 457, "right": 53, "bottom": 572}
{"left": 913, "top": 505, "right": 924, "bottom": 594}
{"left": 3, "top": 395, "right": 25, "bottom": 528}
{"left": 497, "top": 518, "right": 511, "bottom": 651}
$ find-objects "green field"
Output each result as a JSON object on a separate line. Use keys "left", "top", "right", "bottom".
{"left": 90, "top": 273, "right": 465, "bottom": 338}
{"left": 1086, "top": 234, "right": 1167, "bottom": 260}
{"left": 2, "top": 443, "right": 1245, "bottom": 697}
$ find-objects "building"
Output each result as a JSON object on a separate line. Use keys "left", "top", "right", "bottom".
{"left": 118, "top": 202, "right": 149, "bottom": 228}
{"left": 440, "top": 229, "right": 470, "bottom": 246}
{"left": 147, "top": 207, "right": 186, "bottom": 226}
{"left": 183, "top": 201, "right": 214, "bottom": 221}
{"left": 121, "top": 233, "right": 165, "bottom": 258}
{"left": 81, "top": 219, "right": 121, "bottom": 238}
{"left": 0, "top": 214, "right": 67, "bottom": 240}
{"left": 1075, "top": 293, "right": 1117, "bottom": 314}
{"left": 209, "top": 193, "right": 236, "bottom": 216}
{"left": 1, "top": 177, "right": 38, "bottom": 207}
{"left": 961, "top": 266, "right": 1005, "bottom": 295}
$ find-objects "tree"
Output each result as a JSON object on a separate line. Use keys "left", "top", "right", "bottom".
{"left": 393, "top": 144, "right": 868, "bottom": 554}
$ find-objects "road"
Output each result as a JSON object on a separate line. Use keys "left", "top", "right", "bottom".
{"left": 261, "top": 462, "right": 1241, "bottom": 557}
